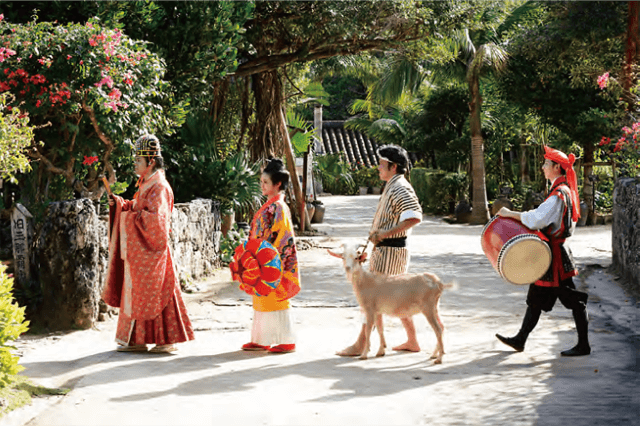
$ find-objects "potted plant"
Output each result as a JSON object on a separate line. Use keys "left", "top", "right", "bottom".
{"left": 353, "top": 166, "right": 370, "bottom": 195}
{"left": 366, "top": 166, "right": 382, "bottom": 194}
{"left": 315, "top": 153, "right": 356, "bottom": 195}
{"left": 202, "top": 152, "right": 263, "bottom": 236}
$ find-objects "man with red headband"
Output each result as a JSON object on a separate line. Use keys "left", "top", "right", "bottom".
{"left": 495, "top": 146, "right": 590, "bottom": 356}
{"left": 103, "top": 135, "right": 194, "bottom": 353}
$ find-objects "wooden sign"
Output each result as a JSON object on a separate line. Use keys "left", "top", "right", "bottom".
{"left": 11, "top": 203, "right": 32, "bottom": 284}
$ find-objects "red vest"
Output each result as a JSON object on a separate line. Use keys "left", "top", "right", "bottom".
{"left": 534, "top": 177, "right": 578, "bottom": 287}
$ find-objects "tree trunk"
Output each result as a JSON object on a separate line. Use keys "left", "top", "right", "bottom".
{"left": 277, "top": 105, "right": 310, "bottom": 232}
{"left": 624, "top": 1, "right": 640, "bottom": 112}
{"left": 582, "top": 142, "right": 597, "bottom": 225}
{"left": 468, "top": 75, "right": 490, "bottom": 224}
{"left": 520, "top": 142, "right": 530, "bottom": 184}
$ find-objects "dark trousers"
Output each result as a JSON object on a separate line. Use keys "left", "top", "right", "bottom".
{"left": 526, "top": 277, "right": 588, "bottom": 312}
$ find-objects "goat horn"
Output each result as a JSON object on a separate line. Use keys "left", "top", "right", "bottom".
{"left": 327, "top": 249, "right": 344, "bottom": 259}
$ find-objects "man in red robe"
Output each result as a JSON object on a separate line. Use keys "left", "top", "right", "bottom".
{"left": 103, "top": 135, "right": 194, "bottom": 353}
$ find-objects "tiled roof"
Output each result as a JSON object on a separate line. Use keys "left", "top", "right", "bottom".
{"left": 315, "top": 121, "right": 379, "bottom": 168}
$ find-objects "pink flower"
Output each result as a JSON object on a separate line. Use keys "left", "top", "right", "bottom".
{"left": 0, "top": 14, "right": 4, "bottom": 21}
{"left": 94, "top": 75, "right": 114, "bottom": 89}
{"left": 108, "top": 88, "right": 121, "bottom": 100}
{"left": 82, "top": 155, "right": 99, "bottom": 166}
{"left": 105, "top": 100, "right": 118, "bottom": 112}
{"left": 66, "top": 55, "right": 72, "bottom": 60}
{"left": 597, "top": 72, "right": 609, "bottom": 90}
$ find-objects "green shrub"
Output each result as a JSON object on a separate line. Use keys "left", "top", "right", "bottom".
{"left": 220, "top": 224, "right": 248, "bottom": 265}
{"left": 410, "top": 168, "right": 468, "bottom": 214}
{"left": 315, "top": 153, "right": 356, "bottom": 195}
{"left": 0, "top": 265, "right": 29, "bottom": 388}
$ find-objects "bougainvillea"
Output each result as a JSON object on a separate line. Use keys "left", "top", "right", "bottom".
{"left": 0, "top": 15, "right": 183, "bottom": 201}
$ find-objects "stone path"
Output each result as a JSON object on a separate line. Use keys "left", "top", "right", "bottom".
{"left": 3, "top": 195, "right": 638, "bottom": 426}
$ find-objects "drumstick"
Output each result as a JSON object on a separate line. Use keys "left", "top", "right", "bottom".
{"left": 101, "top": 176, "right": 112, "bottom": 197}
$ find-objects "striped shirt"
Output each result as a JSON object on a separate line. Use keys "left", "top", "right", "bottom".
{"left": 369, "top": 174, "right": 422, "bottom": 275}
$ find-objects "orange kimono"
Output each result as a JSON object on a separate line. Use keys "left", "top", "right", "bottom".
{"left": 102, "top": 170, "right": 194, "bottom": 346}
{"left": 247, "top": 193, "right": 300, "bottom": 346}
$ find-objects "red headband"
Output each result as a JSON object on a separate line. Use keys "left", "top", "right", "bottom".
{"left": 544, "top": 146, "right": 580, "bottom": 221}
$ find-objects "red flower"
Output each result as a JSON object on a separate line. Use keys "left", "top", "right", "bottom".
{"left": 598, "top": 136, "right": 611, "bottom": 146}
{"left": 82, "top": 156, "right": 99, "bottom": 166}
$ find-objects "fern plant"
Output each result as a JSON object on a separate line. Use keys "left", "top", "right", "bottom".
{"left": 0, "top": 265, "right": 29, "bottom": 388}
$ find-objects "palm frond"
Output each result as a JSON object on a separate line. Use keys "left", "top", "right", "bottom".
{"left": 370, "top": 57, "right": 425, "bottom": 105}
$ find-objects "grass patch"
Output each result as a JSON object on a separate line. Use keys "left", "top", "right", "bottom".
{"left": 0, "top": 375, "right": 69, "bottom": 419}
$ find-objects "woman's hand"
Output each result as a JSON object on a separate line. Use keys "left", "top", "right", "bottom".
{"left": 108, "top": 194, "right": 122, "bottom": 207}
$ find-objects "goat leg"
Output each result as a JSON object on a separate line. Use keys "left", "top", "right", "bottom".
{"left": 375, "top": 313, "right": 386, "bottom": 357}
{"left": 360, "top": 312, "right": 376, "bottom": 360}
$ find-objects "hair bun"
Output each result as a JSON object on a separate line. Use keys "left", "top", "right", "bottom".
{"left": 264, "top": 158, "right": 285, "bottom": 173}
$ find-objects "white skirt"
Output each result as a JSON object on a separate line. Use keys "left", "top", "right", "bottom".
{"left": 251, "top": 309, "right": 295, "bottom": 346}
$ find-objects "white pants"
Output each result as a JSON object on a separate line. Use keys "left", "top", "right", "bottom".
{"left": 251, "top": 309, "right": 295, "bottom": 346}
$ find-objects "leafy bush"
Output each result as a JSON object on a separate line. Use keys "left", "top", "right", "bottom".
{"left": 353, "top": 166, "right": 382, "bottom": 189}
{"left": 219, "top": 223, "right": 248, "bottom": 265}
{"left": 315, "top": 153, "right": 356, "bottom": 195}
{"left": 0, "top": 16, "right": 180, "bottom": 202}
{"left": 0, "top": 265, "right": 29, "bottom": 388}
{"left": 171, "top": 150, "right": 263, "bottom": 218}
{"left": 410, "top": 167, "right": 468, "bottom": 214}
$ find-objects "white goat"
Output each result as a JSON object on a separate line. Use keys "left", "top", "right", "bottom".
{"left": 329, "top": 242, "right": 452, "bottom": 363}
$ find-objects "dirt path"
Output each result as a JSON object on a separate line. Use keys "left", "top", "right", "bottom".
{"left": 3, "top": 195, "right": 638, "bottom": 426}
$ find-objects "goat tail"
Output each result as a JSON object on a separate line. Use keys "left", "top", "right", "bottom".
{"left": 441, "top": 280, "right": 458, "bottom": 292}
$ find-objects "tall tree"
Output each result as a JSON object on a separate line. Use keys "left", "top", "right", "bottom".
{"left": 500, "top": 1, "right": 626, "bottom": 223}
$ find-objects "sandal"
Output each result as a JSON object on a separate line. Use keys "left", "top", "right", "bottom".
{"left": 116, "top": 345, "right": 148, "bottom": 352}
{"left": 242, "top": 342, "right": 270, "bottom": 351}
{"left": 149, "top": 344, "right": 178, "bottom": 354}
{"left": 268, "top": 344, "right": 295, "bottom": 353}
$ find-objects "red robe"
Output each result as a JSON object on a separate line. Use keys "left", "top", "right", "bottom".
{"left": 102, "top": 170, "right": 194, "bottom": 346}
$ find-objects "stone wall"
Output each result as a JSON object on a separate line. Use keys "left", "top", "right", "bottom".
{"left": 612, "top": 177, "right": 640, "bottom": 293}
{"left": 31, "top": 198, "right": 220, "bottom": 330}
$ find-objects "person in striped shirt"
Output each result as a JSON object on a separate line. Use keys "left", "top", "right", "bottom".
{"left": 337, "top": 145, "right": 424, "bottom": 356}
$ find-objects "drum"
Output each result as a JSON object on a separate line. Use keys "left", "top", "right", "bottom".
{"left": 481, "top": 216, "right": 551, "bottom": 285}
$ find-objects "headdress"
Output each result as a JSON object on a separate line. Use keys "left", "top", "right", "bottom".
{"left": 134, "top": 134, "right": 162, "bottom": 158}
{"left": 544, "top": 146, "right": 580, "bottom": 221}
{"left": 377, "top": 144, "right": 409, "bottom": 169}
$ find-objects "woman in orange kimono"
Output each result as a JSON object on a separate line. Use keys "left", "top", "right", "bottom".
{"left": 240, "top": 158, "right": 301, "bottom": 353}
{"left": 102, "top": 135, "right": 194, "bottom": 353}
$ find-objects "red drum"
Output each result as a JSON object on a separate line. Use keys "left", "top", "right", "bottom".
{"left": 481, "top": 216, "right": 551, "bottom": 285}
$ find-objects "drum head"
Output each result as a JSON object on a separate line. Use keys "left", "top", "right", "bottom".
{"left": 499, "top": 236, "right": 551, "bottom": 285}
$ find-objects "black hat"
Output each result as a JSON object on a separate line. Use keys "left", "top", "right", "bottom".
{"left": 377, "top": 145, "right": 408, "bottom": 168}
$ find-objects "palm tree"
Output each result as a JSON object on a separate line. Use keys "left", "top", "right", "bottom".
{"left": 456, "top": 28, "right": 509, "bottom": 224}
{"left": 356, "top": 2, "right": 537, "bottom": 224}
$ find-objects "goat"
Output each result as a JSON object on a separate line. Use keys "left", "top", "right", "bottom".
{"left": 328, "top": 242, "right": 453, "bottom": 363}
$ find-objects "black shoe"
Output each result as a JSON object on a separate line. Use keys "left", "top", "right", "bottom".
{"left": 561, "top": 343, "right": 591, "bottom": 356}
{"left": 496, "top": 334, "right": 525, "bottom": 352}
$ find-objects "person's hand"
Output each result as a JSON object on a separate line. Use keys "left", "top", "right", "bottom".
{"left": 369, "top": 230, "right": 384, "bottom": 245}
{"left": 497, "top": 207, "right": 511, "bottom": 217}
{"left": 108, "top": 194, "right": 122, "bottom": 207}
